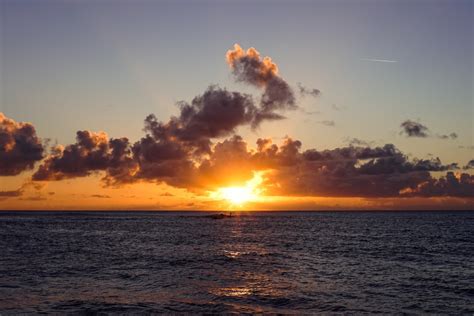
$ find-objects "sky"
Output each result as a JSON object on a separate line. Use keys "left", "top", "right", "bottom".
{"left": 1, "top": 0, "right": 473, "bottom": 210}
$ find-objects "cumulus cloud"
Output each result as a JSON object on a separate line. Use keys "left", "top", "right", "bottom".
{"left": 129, "top": 86, "right": 258, "bottom": 189}
{"left": 33, "top": 130, "right": 137, "bottom": 185}
{"left": 226, "top": 44, "right": 296, "bottom": 127}
{"left": 263, "top": 143, "right": 460, "bottom": 198}
{"left": 0, "top": 113, "right": 44, "bottom": 175}
{"left": 400, "top": 120, "right": 429, "bottom": 138}
{"left": 401, "top": 172, "right": 474, "bottom": 198}
{"left": 28, "top": 124, "right": 472, "bottom": 198}
{"left": 5, "top": 45, "right": 470, "bottom": 201}
{"left": 146, "top": 86, "right": 258, "bottom": 154}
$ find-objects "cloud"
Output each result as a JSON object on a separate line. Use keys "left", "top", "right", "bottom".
{"left": 5, "top": 45, "right": 469, "bottom": 201}
{"left": 437, "top": 132, "right": 458, "bottom": 140}
{"left": 19, "top": 196, "right": 48, "bottom": 201}
{"left": 301, "top": 109, "right": 322, "bottom": 116}
{"left": 345, "top": 138, "right": 374, "bottom": 147}
{"left": 317, "top": 120, "right": 335, "bottom": 127}
{"left": 400, "top": 120, "right": 457, "bottom": 140}
{"left": 297, "top": 83, "right": 320, "bottom": 98}
{"left": 361, "top": 58, "right": 398, "bottom": 63}
{"left": 33, "top": 130, "right": 137, "bottom": 185}
{"left": 151, "top": 86, "right": 258, "bottom": 154}
{"left": 400, "top": 172, "right": 474, "bottom": 198}
{"left": 0, "top": 113, "right": 44, "bottom": 175}
{"left": 90, "top": 194, "right": 111, "bottom": 199}
{"left": 226, "top": 44, "right": 296, "bottom": 127}
{"left": 400, "top": 120, "right": 429, "bottom": 138}
{"left": 263, "top": 143, "right": 461, "bottom": 198}
{"left": 463, "top": 159, "right": 474, "bottom": 170}
{"left": 0, "top": 189, "right": 22, "bottom": 198}
{"left": 29, "top": 124, "right": 470, "bottom": 199}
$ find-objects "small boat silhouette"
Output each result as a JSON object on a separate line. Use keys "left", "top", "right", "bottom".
{"left": 205, "top": 212, "right": 233, "bottom": 219}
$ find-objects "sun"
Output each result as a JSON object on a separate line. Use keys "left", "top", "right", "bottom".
{"left": 210, "top": 171, "right": 264, "bottom": 206}
{"left": 218, "top": 186, "right": 256, "bottom": 205}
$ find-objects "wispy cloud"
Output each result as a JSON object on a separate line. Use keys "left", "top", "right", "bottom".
{"left": 361, "top": 58, "right": 398, "bottom": 63}
{"left": 317, "top": 120, "right": 335, "bottom": 127}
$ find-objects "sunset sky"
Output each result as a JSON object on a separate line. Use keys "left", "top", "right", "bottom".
{"left": 1, "top": 0, "right": 473, "bottom": 210}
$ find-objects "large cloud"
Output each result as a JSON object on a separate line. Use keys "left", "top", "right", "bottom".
{"left": 400, "top": 172, "right": 474, "bottom": 198}
{"left": 9, "top": 43, "right": 471, "bottom": 201}
{"left": 226, "top": 44, "right": 296, "bottom": 127}
{"left": 29, "top": 126, "right": 472, "bottom": 198}
{"left": 138, "top": 86, "right": 257, "bottom": 155}
{"left": 255, "top": 141, "right": 461, "bottom": 198}
{"left": 32, "top": 130, "right": 137, "bottom": 185}
{"left": 0, "top": 113, "right": 44, "bottom": 176}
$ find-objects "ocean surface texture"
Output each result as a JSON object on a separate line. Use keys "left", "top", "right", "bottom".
{"left": 0, "top": 211, "right": 473, "bottom": 314}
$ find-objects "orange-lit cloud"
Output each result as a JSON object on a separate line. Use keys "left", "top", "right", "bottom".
{"left": 1, "top": 44, "right": 473, "bottom": 209}
{"left": 226, "top": 44, "right": 296, "bottom": 127}
{"left": 0, "top": 113, "right": 44, "bottom": 175}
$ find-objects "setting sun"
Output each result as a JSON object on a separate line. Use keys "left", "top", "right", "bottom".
{"left": 210, "top": 172, "right": 264, "bottom": 206}
{"left": 218, "top": 186, "right": 256, "bottom": 205}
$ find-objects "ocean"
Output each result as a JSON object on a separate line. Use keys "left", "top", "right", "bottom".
{"left": 0, "top": 211, "right": 473, "bottom": 314}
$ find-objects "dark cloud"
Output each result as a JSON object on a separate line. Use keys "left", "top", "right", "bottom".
{"left": 0, "top": 189, "right": 22, "bottom": 198}
{"left": 143, "top": 86, "right": 258, "bottom": 154}
{"left": 463, "top": 159, "right": 474, "bottom": 170}
{"left": 297, "top": 83, "right": 321, "bottom": 98}
{"left": 226, "top": 44, "right": 296, "bottom": 127}
{"left": 0, "top": 113, "right": 44, "bottom": 175}
{"left": 5, "top": 45, "right": 468, "bottom": 201}
{"left": 401, "top": 120, "right": 458, "bottom": 140}
{"left": 33, "top": 131, "right": 137, "bottom": 185}
{"left": 30, "top": 124, "right": 469, "bottom": 199}
{"left": 263, "top": 143, "right": 460, "bottom": 198}
{"left": 91, "top": 194, "right": 111, "bottom": 199}
{"left": 401, "top": 172, "right": 474, "bottom": 198}
{"left": 437, "top": 132, "right": 458, "bottom": 140}
{"left": 400, "top": 120, "right": 429, "bottom": 138}
{"left": 31, "top": 86, "right": 259, "bottom": 189}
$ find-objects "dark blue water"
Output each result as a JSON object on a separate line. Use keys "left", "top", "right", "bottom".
{"left": 0, "top": 211, "right": 473, "bottom": 314}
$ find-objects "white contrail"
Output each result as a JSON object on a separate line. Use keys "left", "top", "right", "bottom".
{"left": 361, "top": 58, "right": 398, "bottom": 63}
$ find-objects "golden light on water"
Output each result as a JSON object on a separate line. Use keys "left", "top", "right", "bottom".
{"left": 210, "top": 172, "right": 264, "bottom": 206}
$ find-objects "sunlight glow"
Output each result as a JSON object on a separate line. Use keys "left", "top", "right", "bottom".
{"left": 210, "top": 172, "right": 264, "bottom": 206}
